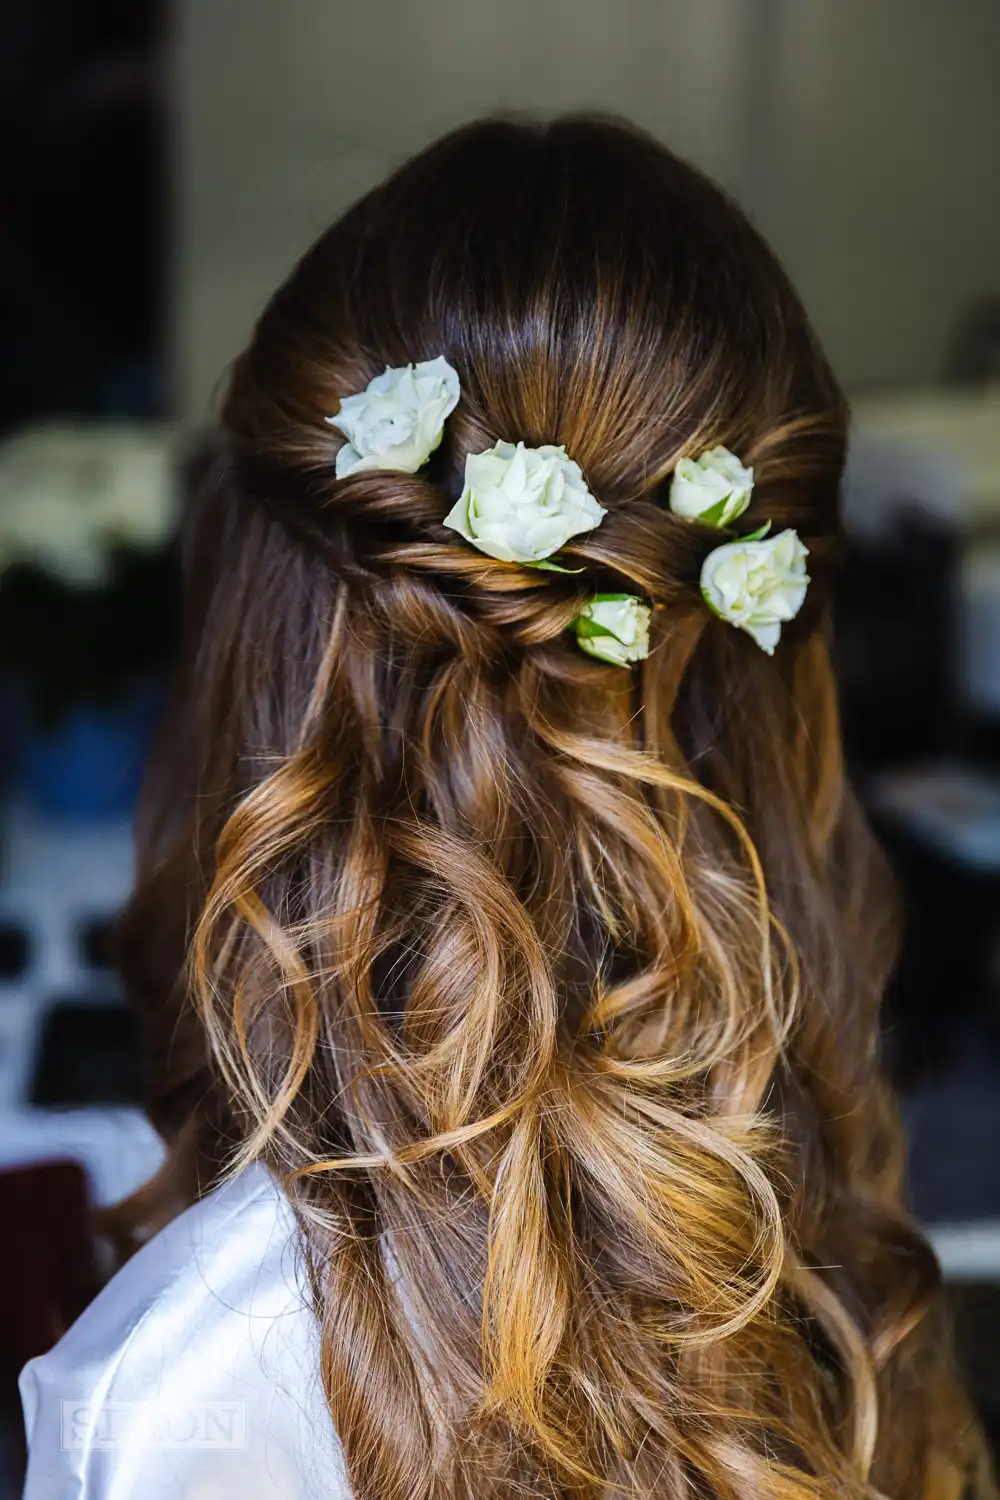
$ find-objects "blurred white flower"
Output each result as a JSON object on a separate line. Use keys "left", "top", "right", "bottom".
{"left": 326, "top": 356, "right": 460, "bottom": 477}
{"left": 0, "top": 423, "right": 179, "bottom": 588}
{"left": 574, "top": 593, "right": 651, "bottom": 666}
{"left": 444, "top": 440, "right": 605, "bottom": 564}
{"left": 669, "top": 445, "right": 754, "bottom": 527}
{"left": 700, "top": 528, "right": 809, "bottom": 654}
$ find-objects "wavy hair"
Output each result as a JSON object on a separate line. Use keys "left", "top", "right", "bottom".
{"left": 116, "top": 117, "right": 992, "bottom": 1498}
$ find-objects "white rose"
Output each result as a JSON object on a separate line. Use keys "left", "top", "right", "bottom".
{"left": 326, "top": 356, "right": 460, "bottom": 477}
{"left": 574, "top": 593, "right": 651, "bottom": 666}
{"left": 0, "top": 491, "right": 111, "bottom": 586}
{"left": 669, "top": 445, "right": 754, "bottom": 527}
{"left": 92, "top": 427, "right": 179, "bottom": 550}
{"left": 700, "top": 528, "right": 809, "bottom": 654}
{"left": 443, "top": 440, "right": 606, "bottom": 564}
{"left": 0, "top": 422, "right": 178, "bottom": 588}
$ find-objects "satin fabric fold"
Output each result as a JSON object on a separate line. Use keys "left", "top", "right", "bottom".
{"left": 20, "top": 1162, "right": 347, "bottom": 1498}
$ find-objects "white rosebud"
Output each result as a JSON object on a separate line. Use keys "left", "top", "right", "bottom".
{"left": 669, "top": 445, "right": 754, "bottom": 528}
{"left": 326, "top": 356, "right": 460, "bottom": 478}
{"left": 443, "top": 440, "right": 606, "bottom": 564}
{"left": 574, "top": 593, "right": 651, "bottom": 667}
{"left": 700, "top": 528, "right": 809, "bottom": 654}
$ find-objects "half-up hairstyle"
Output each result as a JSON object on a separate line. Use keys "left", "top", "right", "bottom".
{"left": 117, "top": 116, "right": 992, "bottom": 1499}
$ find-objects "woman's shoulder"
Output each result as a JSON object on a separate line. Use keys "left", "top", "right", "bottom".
{"left": 19, "top": 1161, "right": 348, "bottom": 1499}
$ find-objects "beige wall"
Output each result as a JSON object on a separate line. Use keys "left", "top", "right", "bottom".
{"left": 175, "top": 0, "right": 1000, "bottom": 419}
{"left": 765, "top": 0, "right": 1000, "bottom": 389}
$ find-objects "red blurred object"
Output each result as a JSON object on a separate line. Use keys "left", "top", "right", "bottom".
{"left": 0, "top": 1159, "right": 101, "bottom": 1470}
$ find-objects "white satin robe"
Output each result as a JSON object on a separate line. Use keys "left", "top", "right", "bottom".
{"left": 19, "top": 1162, "right": 348, "bottom": 1498}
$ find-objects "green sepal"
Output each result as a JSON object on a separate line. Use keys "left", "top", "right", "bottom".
{"left": 574, "top": 618, "right": 621, "bottom": 641}
{"left": 529, "top": 559, "right": 585, "bottom": 574}
{"left": 738, "top": 521, "right": 771, "bottom": 542}
{"left": 696, "top": 494, "right": 736, "bottom": 528}
{"left": 700, "top": 585, "right": 724, "bottom": 619}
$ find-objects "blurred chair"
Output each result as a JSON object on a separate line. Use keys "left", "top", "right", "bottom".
{"left": 835, "top": 509, "right": 961, "bottom": 770}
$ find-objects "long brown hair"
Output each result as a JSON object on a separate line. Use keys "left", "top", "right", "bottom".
{"left": 117, "top": 117, "right": 991, "bottom": 1498}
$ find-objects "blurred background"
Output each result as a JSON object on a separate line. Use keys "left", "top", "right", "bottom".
{"left": 0, "top": 0, "right": 999, "bottom": 1485}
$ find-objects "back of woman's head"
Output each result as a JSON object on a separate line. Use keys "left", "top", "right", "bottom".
{"left": 119, "top": 117, "right": 989, "bottom": 1499}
